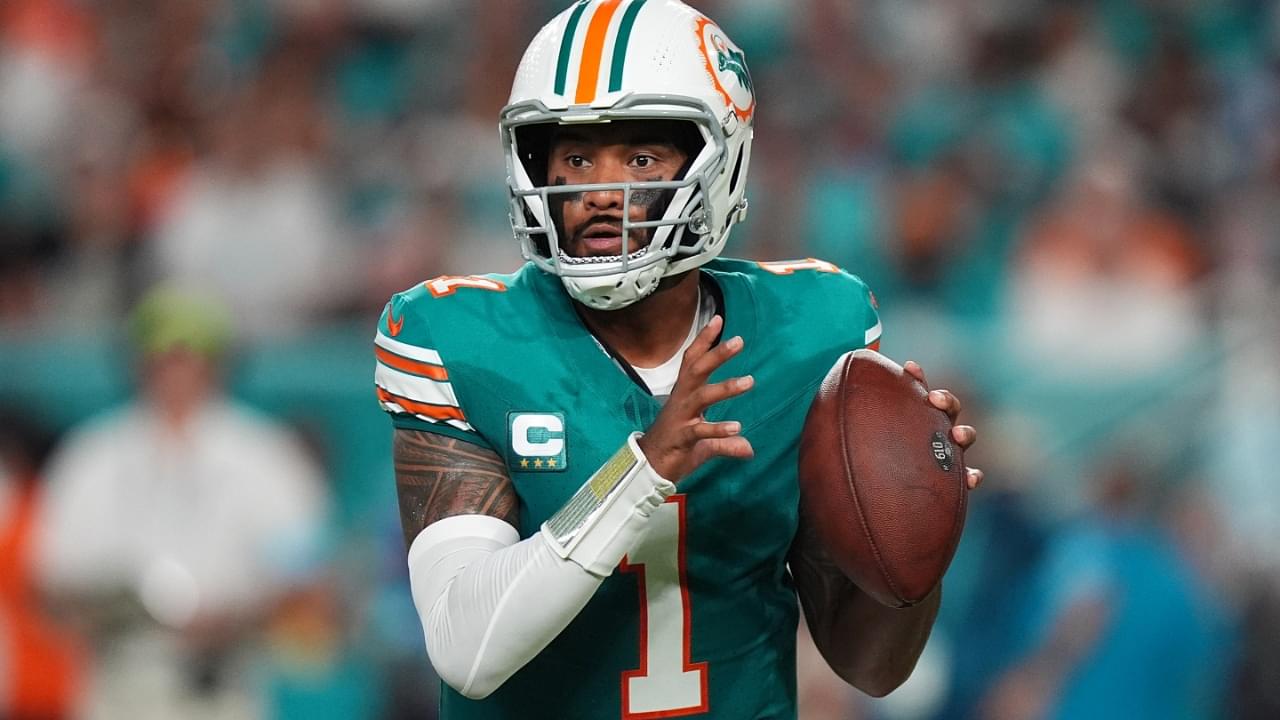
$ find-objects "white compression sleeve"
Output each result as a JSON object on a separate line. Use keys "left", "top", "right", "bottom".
{"left": 408, "top": 516, "right": 600, "bottom": 699}
{"left": 407, "top": 434, "right": 673, "bottom": 699}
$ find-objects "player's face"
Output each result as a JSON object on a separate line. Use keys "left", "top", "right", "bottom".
{"left": 547, "top": 123, "right": 689, "bottom": 259}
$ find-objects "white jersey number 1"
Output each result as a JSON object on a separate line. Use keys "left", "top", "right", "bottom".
{"left": 618, "top": 495, "right": 709, "bottom": 718}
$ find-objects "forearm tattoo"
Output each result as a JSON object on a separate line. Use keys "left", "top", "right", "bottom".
{"left": 393, "top": 429, "right": 519, "bottom": 549}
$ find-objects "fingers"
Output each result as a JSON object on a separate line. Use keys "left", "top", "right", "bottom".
{"left": 686, "top": 332, "right": 743, "bottom": 384}
{"left": 908, "top": 360, "right": 983, "bottom": 492}
{"left": 952, "top": 423, "right": 981, "bottom": 490}
{"left": 707, "top": 436, "right": 754, "bottom": 459}
{"left": 906, "top": 360, "right": 960, "bottom": 417}
{"left": 904, "top": 360, "right": 927, "bottom": 386}
{"left": 641, "top": 317, "right": 755, "bottom": 482}
{"left": 672, "top": 316, "right": 751, "bottom": 416}
{"left": 928, "top": 389, "right": 962, "bottom": 420}
{"left": 689, "top": 374, "right": 754, "bottom": 412}
{"left": 692, "top": 436, "right": 755, "bottom": 466}
{"left": 688, "top": 420, "right": 742, "bottom": 440}
{"left": 682, "top": 315, "right": 725, "bottom": 369}
{"left": 950, "top": 424, "right": 976, "bottom": 449}
{"left": 908, "top": 361, "right": 961, "bottom": 420}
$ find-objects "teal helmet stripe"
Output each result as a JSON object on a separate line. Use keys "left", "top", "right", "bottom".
{"left": 554, "top": 1, "right": 591, "bottom": 96}
{"left": 608, "top": 0, "right": 649, "bottom": 92}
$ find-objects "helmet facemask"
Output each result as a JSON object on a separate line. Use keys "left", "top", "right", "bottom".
{"left": 502, "top": 96, "right": 734, "bottom": 310}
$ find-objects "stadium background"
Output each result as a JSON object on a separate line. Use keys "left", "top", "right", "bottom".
{"left": 0, "top": 0, "right": 1277, "bottom": 717}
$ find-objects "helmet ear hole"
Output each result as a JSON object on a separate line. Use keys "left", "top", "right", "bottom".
{"left": 514, "top": 124, "right": 555, "bottom": 185}
{"left": 523, "top": 207, "right": 550, "bottom": 256}
{"left": 728, "top": 145, "right": 745, "bottom": 195}
{"left": 671, "top": 122, "right": 707, "bottom": 170}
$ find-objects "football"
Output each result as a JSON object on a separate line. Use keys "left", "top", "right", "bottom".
{"left": 798, "top": 349, "right": 968, "bottom": 608}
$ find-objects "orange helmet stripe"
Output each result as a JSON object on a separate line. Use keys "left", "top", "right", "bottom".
{"left": 575, "top": 0, "right": 623, "bottom": 104}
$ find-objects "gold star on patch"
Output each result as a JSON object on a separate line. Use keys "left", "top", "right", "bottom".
{"left": 547, "top": 458, "right": 557, "bottom": 468}
{"left": 520, "top": 459, "right": 529, "bottom": 468}
{"left": 534, "top": 459, "right": 544, "bottom": 468}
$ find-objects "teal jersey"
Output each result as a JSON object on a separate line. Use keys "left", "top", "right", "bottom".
{"left": 374, "top": 258, "right": 881, "bottom": 720}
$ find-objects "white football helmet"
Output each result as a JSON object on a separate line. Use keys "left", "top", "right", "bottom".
{"left": 501, "top": 0, "right": 755, "bottom": 310}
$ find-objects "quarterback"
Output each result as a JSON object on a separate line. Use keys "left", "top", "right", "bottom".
{"left": 375, "top": 1, "right": 981, "bottom": 718}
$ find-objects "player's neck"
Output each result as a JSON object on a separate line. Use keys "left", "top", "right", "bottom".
{"left": 577, "top": 271, "right": 702, "bottom": 368}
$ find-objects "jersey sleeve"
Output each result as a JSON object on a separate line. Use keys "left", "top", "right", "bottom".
{"left": 373, "top": 295, "right": 492, "bottom": 449}
{"left": 855, "top": 278, "right": 882, "bottom": 351}
{"left": 749, "top": 257, "right": 882, "bottom": 353}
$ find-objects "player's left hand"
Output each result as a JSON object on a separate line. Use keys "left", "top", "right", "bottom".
{"left": 904, "top": 360, "right": 983, "bottom": 490}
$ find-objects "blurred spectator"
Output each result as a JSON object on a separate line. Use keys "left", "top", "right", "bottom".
{"left": 1007, "top": 146, "right": 1208, "bottom": 379}
{"left": 0, "top": 411, "right": 84, "bottom": 719}
{"left": 1229, "top": 580, "right": 1280, "bottom": 720}
{"left": 33, "top": 152, "right": 141, "bottom": 332}
{"left": 0, "top": 0, "right": 97, "bottom": 326}
{"left": 33, "top": 287, "right": 329, "bottom": 720}
{"left": 980, "top": 458, "right": 1232, "bottom": 720}
{"left": 930, "top": 408, "right": 1049, "bottom": 720}
{"left": 1208, "top": 180, "right": 1280, "bottom": 576}
{"left": 147, "top": 37, "right": 353, "bottom": 338}
{"left": 0, "top": 0, "right": 96, "bottom": 164}
{"left": 260, "top": 574, "right": 385, "bottom": 720}
{"left": 1210, "top": 173, "right": 1280, "bottom": 720}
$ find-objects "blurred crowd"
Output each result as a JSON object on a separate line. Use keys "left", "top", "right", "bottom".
{"left": 1, "top": 0, "right": 1278, "bottom": 718}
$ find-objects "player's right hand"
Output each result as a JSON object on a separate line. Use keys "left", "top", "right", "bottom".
{"left": 637, "top": 315, "right": 754, "bottom": 482}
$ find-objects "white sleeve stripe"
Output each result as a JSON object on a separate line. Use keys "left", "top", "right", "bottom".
{"left": 376, "top": 365, "right": 461, "bottom": 408}
{"left": 375, "top": 332, "right": 445, "bottom": 365}
{"left": 443, "top": 418, "right": 479, "bottom": 433}
{"left": 865, "top": 320, "right": 882, "bottom": 346}
{"left": 378, "top": 396, "right": 477, "bottom": 433}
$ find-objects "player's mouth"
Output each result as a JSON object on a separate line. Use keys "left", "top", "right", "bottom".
{"left": 573, "top": 221, "right": 640, "bottom": 257}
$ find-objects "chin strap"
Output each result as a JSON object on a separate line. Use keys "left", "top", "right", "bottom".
{"left": 561, "top": 260, "right": 668, "bottom": 310}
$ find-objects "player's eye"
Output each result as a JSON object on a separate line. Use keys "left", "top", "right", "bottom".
{"left": 631, "top": 154, "right": 657, "bottom": 169}
{"left": 566, "top": 154, "right": 589, "bottom": 169}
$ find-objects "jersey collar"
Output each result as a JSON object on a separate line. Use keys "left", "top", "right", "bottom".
{"left": 529, "top": 262, "right": 759, "bottom": 427}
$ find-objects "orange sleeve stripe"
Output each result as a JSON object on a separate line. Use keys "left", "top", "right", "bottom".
{"left": 376, "top": 387, "right": 467, "bottom": 422}
{"left": 575, "top": 0, "right": 622, "bottom": 103}
{"left": 867, "top": 340, "right": 881, "bottom": 352}
{"left": 375, "top": 346, "right": 449, "bottom": 381}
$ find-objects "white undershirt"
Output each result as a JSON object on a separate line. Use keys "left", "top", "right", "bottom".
{"left": 630, "top": 285, "right": 717, "bottom": 400}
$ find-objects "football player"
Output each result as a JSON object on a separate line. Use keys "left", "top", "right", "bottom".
{"left": 374, "top": 1, "right": 982, "bottom": 718}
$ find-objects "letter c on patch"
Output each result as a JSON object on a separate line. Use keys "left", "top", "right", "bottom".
{"left": 512, "top": 414, "right": 565, "bottom": 457}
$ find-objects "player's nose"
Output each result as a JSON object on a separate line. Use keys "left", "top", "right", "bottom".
{"left": 583, "top": 185, "right": 623, "bottom": 211}
{"left": 581, "top": 156, "right": 627, "bottom": 210}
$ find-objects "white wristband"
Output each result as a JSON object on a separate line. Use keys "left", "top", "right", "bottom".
{"left": 540, "top": 432, "right": 675, "bottom": 576}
